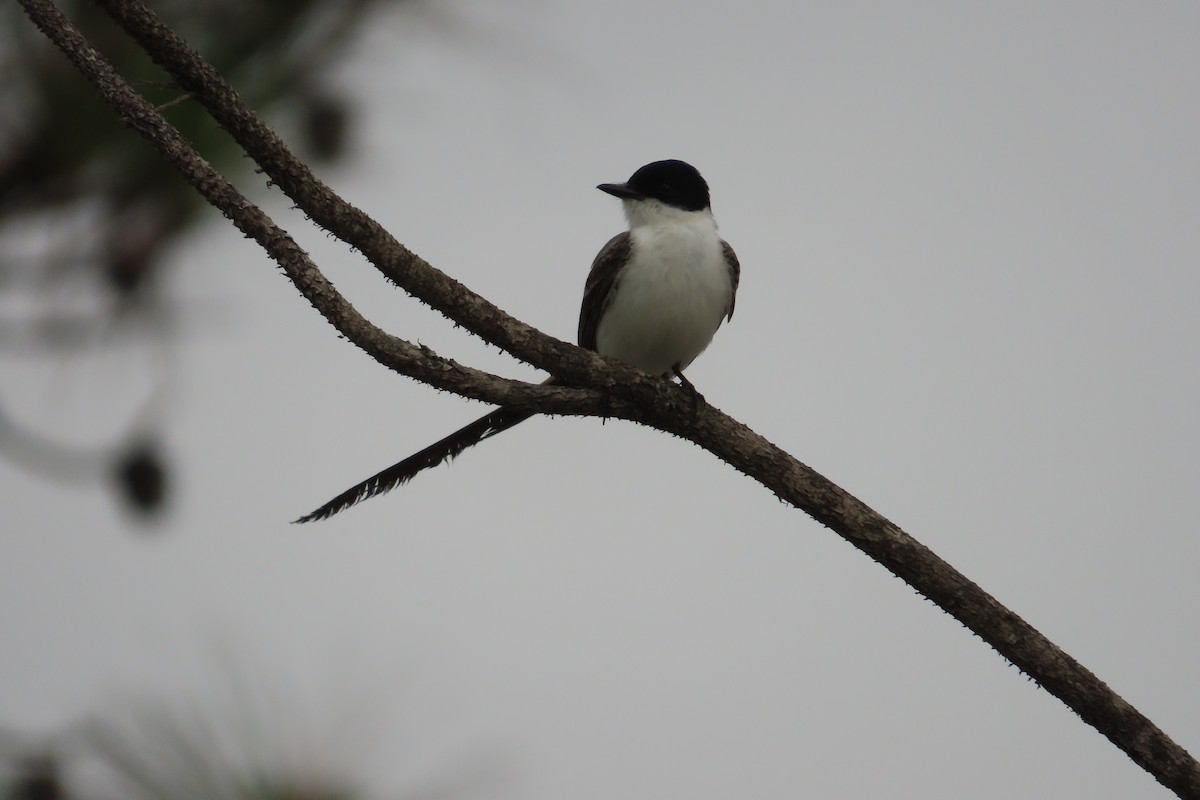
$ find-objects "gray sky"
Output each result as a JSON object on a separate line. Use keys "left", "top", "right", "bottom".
{"left": 3, "top": 2, "right": 1199, "bottom": 798}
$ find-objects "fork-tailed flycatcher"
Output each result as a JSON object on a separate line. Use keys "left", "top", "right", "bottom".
{"left": 296, "top": 159, "right": 740, "bottom": 522}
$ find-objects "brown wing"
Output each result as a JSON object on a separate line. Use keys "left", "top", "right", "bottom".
{"left": 721, "top": 239, "right": 741, "bottom": 321}
{"left": 577, "top": 232, "right": 632, "bottom": 350}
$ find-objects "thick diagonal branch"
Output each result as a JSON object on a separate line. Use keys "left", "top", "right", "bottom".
{"left": 17, "top": 1, "right": 1200, "bottom": 797}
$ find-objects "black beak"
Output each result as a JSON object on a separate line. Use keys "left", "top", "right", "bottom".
{"left": 597, "top": 182, "right": 644, "bottom": 200}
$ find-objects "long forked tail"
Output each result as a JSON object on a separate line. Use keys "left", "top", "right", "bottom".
{"left": 294, "top": 405, "right": 535, "bottom": 523}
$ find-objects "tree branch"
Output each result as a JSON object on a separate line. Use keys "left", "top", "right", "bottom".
{"left": 99, "top": 0, "right": 610, "bottom": 391}
{"left": 12, "top": 0, "right": 617, "bottom": 419}
{"left": 17, "top": 0, "right": 1199, "bottom": 797}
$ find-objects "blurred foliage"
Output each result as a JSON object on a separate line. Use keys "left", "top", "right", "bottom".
{"left": 0, "top": 672, "right": 505, "bottom": 800}
{"left": 3, "top": 754, "right": 63, "bottom": 800}
{"left": 1, "top": 705, "right": 366, "bottom": 800}
{"left": 1, "top": 0, "right": 402, "bottom": 524}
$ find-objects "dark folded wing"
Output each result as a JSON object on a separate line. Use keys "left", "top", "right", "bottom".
{"left": 577, "top": 232, "right": 632, "bottom": 350}
{"left": 721, "top": 239, "right": 740, "bottom": 320}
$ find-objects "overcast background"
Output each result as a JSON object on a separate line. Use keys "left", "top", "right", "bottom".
{"left": 3, "top": 2, "right": 1199, "bottom": 798}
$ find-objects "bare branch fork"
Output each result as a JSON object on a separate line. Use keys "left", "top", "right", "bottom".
{"left": 17, "top": 0, "right": 1198, "bottom": 796}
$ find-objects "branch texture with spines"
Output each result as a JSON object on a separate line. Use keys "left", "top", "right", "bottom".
{"left": 16, "top": 1, "right": 1199, "bottom": 797}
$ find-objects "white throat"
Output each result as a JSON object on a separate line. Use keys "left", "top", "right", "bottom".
{"left": 622, "top": 197, "right": 715, "bottom": 230}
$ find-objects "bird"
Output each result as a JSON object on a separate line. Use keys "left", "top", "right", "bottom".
{"left": 295, "top": 159, "right": 740, "bottom": 522}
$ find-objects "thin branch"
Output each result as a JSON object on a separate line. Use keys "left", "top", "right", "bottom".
{"left": 16, "top": 1, "right": 1200, "bottom": 797}
{"left": 154, "top": 90, "right": 191, "bottom": 112}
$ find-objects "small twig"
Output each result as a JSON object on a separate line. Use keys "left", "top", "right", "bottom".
{"left": 154, "top": 90, "right": 192, "bottom": 112}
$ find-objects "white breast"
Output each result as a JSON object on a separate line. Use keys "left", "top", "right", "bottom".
{"left": 595, "top": 209, "right": 733, "bottom": 376}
